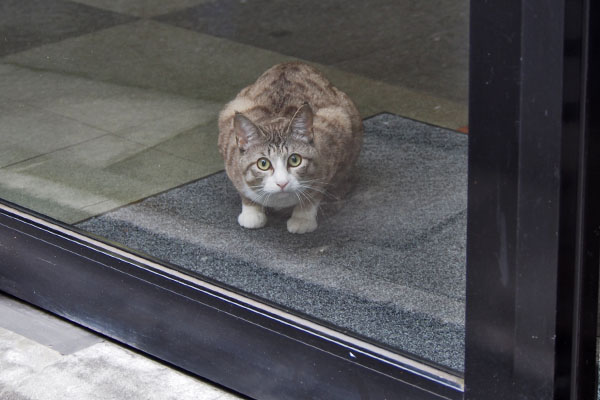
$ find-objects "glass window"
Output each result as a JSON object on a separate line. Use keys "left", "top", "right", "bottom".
{"left": 0, "top": 0, "right": 468, "bottom": 374}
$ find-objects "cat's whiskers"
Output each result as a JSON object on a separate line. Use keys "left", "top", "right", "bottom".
{"left": 296, "top": 185, "right": 316, "bottom": 204}
{"left": 297, "top": 180, "right": 336, "bottom": 201}
{"left": 251, "top": 186, "right": 271, "bottom": 206}
{"left": 296, "top": 186, "right": 316, "bottom": 207}
{"left": 299, "top": 177, "right": 330, "bottom": 184}
{"left": 293, "top": 190, "right": 305, "bottom": 207}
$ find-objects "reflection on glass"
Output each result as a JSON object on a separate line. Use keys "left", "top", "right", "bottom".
{"left": 0, "top": 0, "right": 468, "bottom": 371}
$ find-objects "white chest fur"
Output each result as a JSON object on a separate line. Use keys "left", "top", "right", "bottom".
{"left": 242, "top": 184, "right": 300, "bottom": 209}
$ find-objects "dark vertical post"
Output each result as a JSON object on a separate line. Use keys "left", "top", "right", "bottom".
{"left": 466, "top": 0, "right": 598, "bottom": 399}
{"left": 465, "top": 0, "right": 521, "bottom": 398}
{"left": 572, "top": 0, "right": 600, "bottom": 397}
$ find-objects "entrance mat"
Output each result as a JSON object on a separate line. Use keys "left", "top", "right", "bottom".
{"left": 78, "top": 113, "right": 468, "bottom": 371}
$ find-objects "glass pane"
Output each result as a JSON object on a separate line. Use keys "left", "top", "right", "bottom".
{"left": 0, "top": 0, "right": 468, "bottom": 372}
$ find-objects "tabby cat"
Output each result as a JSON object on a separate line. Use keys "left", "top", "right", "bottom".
{"left": 218, "top": 62, "right": 363, "bottom": 234}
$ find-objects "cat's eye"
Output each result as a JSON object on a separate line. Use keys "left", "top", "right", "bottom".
{"left": 257, "top": 157, "right": 271, "bottom": 171}
{"left": 288, "top": 154, "right": 302, "bottom": 167}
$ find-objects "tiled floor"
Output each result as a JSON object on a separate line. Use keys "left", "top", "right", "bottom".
{"left": 1, "top": 0, "right": 468, "bottom": 224}
{"left": 156, "top": 0, "right": 469, "bottom": 102}
{"left": 0, "top": 65, "right": 222, "bottom": 222}
{"left": 0, "top": 293, "right": 245, "bottom": 400}
{"left": 0, "top": 0, "right": 136, "bottom": 57}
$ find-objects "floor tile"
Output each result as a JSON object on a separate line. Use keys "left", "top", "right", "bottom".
{"left": 0, "top": 101, "right": 107, "bottom": 167}
{"left": 0, "top": 342, "right": 230, "bottom": 400}
{"left": 0, "top": 134, "right": 148, "bottom": 223}
{"left": 0, "top": 0, "right": 136, "bottom": 57}
{"left": 4, "top": 20, "right": 467, "bottom": 128}
{"left": 0, "top": 67, "right": 125, "bottom": 107}
{"left": 154, "top": 118, "right": 220, "bottom": 164}
{"left": 71, "top": 0, "right": 212, "bottom": 18}
{"left": 0, "top": 65, "right": 226, "bottom": 223}
{"left": 156, "top": 0, "right": 469, "bottom": 102}
{"left": 319, "top": 65, "right": 467, "bottom": 128}
{"left": 116, "top": 106, "right": 220, "bottom": 148}
{"left": 0, "top": 325, "right": 243, "bottom": 400}
{"left": 0, "top": 63, "right": 18, "bottom": 75}
{"left": 0, "top": 167, "right": 122, "bottom": 223}
{"left": 0, "top": 328, "right": 63, "bottom": 389}
{"left": 103, "top": 146, "right": 219, "bottom": 193}
{"left": 333, "top": 31, "right": 469, "bottom": 103}
{"left": 0, "top": 295, "right": 245, "bottom": 399}
{"left": 0, "top": 66, "right": 219, "bottom": 134}
{"left": 5, "top": 20, "right": 296, "bottom": 103}
{"left": 45, "top": 87, "right": 208, "bottom": 134}
{"left": 0, "top": 296, "right": 101, "bottom": 356}
{"left": 27, "top": 134, "right": 145, "bottom": 169}
{"left": 0, "top": 132, "right": 219, "bottom": 223}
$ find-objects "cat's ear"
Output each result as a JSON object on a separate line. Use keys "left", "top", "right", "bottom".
{"left": 289, "top": 103, "right": 313, "bottom": 143}
{"left": 234, "top": 112, "right": 261, "bottom": 151}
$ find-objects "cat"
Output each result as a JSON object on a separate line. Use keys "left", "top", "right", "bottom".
{"left": 218, "top": 62, "right": 363, "bottom": 234}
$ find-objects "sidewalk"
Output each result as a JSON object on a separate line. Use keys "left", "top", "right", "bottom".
{"left": 0, "top": 293, "right": 246, "bottom": 400}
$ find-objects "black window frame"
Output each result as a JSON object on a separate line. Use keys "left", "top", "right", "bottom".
{"left": 0, "top": 0, "right": 598, "bottom": 399}
{"left": 466, "top": 0, "right": 599, "bottom": 399}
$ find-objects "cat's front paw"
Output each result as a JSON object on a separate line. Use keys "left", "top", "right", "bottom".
{"left": 238, "top": 209, "right": 267, "bottom": 229}
{"left": 287, "top": 216, "right": 317, "bottom": 234}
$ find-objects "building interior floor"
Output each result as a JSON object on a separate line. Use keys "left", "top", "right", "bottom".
{"left": 0, "top": 0, "right": 468, "bottom": 223}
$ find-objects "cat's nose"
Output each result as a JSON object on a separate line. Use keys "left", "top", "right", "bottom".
{"left": 277, "top": 182, "right": 288, "bottom": 190}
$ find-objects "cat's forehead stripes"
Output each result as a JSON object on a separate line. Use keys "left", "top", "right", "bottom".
{"left": 257, "top": 123, "right": 288, "bottom": 145}
{"left": 266, "top": 143, "right": 291, "bottom": 155}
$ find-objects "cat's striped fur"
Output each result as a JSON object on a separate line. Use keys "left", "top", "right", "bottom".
{"left": 218, "top": 62, "right": 363, "bottom": 233}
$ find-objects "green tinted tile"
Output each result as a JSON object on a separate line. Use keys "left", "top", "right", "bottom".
{"left": 0, "top": 167, "right": 119, "bottom": 223}
{"left": 318, "top": 65, "right": 468, "bottom": 128}
{"left": 0, "top": 63, "right": 18, "bottom": 75}
{"left": 157, "top": 0, "right": 468, "bottom": 103}
{"left": 0, "top": 102, "right": 107, "bottom": 167}
{"left": 46, "top": 88, "right": 205, "bottom": 134}
{"left": 115, "top": 104, "right": 220, "bottom": 147}
{"left": 5, "top": 21, "right": 466, "bottom": 128}
{"left": 105, "top": 147, "right": 219, "bottom": 189}
{"left": 0, "top": 0, "right": 135, "bottom": 57}
{"left": 4, "top": 20, "right": 296, "bottom": 102}
{"left": 0, "top": 130, "right": 223, "bottom": 222}
{"left": 0, "top": 68, "right": 125, "bottom": 107}
{"left": 155, "top": 118, "right": 221, "bottom": 165}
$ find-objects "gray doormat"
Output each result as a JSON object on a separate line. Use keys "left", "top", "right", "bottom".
{"left": 77, "top": 113, "right": 467, "bottom": 371}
